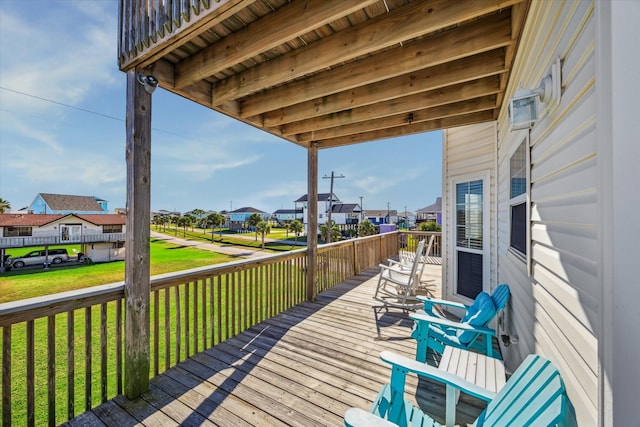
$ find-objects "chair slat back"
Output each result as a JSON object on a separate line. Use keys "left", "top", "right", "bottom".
{"left": 491, "top": 284, "right": 510, "bottom": 311}
{"left": 475, "top": 355, "right": 574, "bottom": 426}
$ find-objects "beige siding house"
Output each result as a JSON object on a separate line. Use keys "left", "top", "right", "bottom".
{"left": 442, "top": 2, "right": 639, "bottom": 425}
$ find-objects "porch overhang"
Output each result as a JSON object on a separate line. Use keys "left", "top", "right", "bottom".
{"left": 118, "top": 0, "right": 530, "bottom": 148}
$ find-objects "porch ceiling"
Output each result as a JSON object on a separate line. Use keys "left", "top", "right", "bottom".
{"left": 120, "top": 0, "right": 529, "bottom": 149}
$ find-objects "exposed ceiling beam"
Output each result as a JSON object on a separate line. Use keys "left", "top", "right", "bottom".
{"left": 212, "top": 0, "right": 524, "bottom": 104}
{"left": 295, "top": 95, "right": 498, "bottom": 142}
{"left": 239, "top": 10, "right": 512, "bottom": 118}
{"left": 280, "top": 76, "right": 501, "bottom": 136}
{"left": 174, "top": 0, "right": 379, "bottom": 89}
{"left": 270, "top": 49, "right": 506, "bottom": 131}
{"left": 316, "top": 111, "right": 495, "bottom": 148}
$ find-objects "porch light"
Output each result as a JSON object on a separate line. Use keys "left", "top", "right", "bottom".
{"left": 509, "top": 59, "right": 561, "bottom": 131}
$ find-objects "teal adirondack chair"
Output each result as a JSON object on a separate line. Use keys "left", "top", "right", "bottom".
{"left": 411, "top": 284, "right": 510, "bottom": 360}
{"left": 344, "top": 352, "right": 577, "bottom": 427}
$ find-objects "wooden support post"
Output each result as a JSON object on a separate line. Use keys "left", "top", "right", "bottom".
{"left": 307, "top": 143, "right": 318, "bottom": 301}
{"left": 124, "top": 69, "right": 152, "bottom": 398}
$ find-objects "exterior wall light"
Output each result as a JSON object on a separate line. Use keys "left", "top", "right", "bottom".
{"left": 509, "top": 58, "right": 561, "bottom": 131}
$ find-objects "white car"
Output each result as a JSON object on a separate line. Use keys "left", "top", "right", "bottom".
{"left": 7, "top": 248, "right": 69, "bottom": 269}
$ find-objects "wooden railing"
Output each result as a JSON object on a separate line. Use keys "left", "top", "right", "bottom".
{"left": 0, "top": 233, "right": 126, "bottom": 249}
{"left": 398, "top": 230, "right": 442, "bottom": 258}
{"left": 0, "top": 233, "right": 398, "bottom": 427}
{"left": 118, "top": 0, "right": 231, "bottom": 69}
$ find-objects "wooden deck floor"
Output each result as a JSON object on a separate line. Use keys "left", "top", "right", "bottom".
{"left": 61, "top": 262, "right": 488, "bottom": 427}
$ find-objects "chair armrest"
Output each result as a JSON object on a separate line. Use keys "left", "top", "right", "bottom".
{"left": 344, "top": 408, "right": 396, "bottom": 427}
{"left": 379, "top": 351, "right": 496, "bottom": 402}
{"left": 416, "top": 295, "right": 469, "bottom": 310}
{"left": 409, "top": 312, "right": 497, "bottom": 336}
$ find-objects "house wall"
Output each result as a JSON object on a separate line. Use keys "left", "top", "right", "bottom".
{"left": 494, "top": 1, "right": 598, "bottom": 424}
{"left": 442, "top": 121, "right": 498, "bottom": 305}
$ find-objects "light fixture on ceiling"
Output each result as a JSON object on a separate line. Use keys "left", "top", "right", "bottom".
{"left": 509, "top": 58, "right": 561, "bottom": 131}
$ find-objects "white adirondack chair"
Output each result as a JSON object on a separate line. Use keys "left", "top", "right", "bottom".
{"left": 374, "top": 239, "right": 426, "bottom": 310}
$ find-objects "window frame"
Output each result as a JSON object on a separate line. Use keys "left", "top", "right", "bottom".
{"left": 508, "top": 135, "right": 531, "bottom": 274}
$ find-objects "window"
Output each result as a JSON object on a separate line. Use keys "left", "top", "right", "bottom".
{"left": 103, "top": 224, "right": 123, "bottom": 233}
{"left": 509, "top": 139, "right": 529, "bottom": 256}
{"left": 5, "top": 226, "right": 32, "bottom": 237}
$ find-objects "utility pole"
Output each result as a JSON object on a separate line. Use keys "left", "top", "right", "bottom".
{"left": 359, "top": 196, "right": 364, "bottom": 221}
{"left": 322, "top": 171, "right": 345, "bottom": 243}
{"left": 387, "top": 202, "right": 391, "bottom": 224}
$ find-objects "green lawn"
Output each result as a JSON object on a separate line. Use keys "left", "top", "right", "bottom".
{"left": 0, "top": 239, "right": 236, "bottom": 303}
{"left": 0, "top": 238, "right": 260, "bottom": 426}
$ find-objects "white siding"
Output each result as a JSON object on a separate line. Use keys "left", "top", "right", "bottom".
{"left": 495, "top": 1, "right": 597, "bottom": 424}
{"left": 443, "top": 122, "right": 497, "bottom": 305}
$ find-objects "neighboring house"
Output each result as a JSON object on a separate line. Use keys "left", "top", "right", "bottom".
{"left": 228, "top": 207, "right": 270, "bottom": 231}
{"left": 272, "top": 208, "right": 303, "bottom": 224}
{"left": 294, "top": 193, "right": 340, "bottom": 227}
{"left": 396, "top": 210, "right": 417, "bottom": 228}
{"left": 327, "top": 203, "right": 361, "bottom": 225}
{"left": 363, "top": 209, "right": 398, "bottom": 225}
{"left": 416, "top": 197, "right": 442, "bottom": 225}
{"left": 29, "top": 193, "right": 109, "bottom": 214}
{"left": 0, "top": 213, "right": 126, "bottom": 264}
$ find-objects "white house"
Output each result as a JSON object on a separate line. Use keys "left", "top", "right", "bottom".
{"left": 295, "top": 193, "right": 340, "bottom": 227}
{"left": 0, "top": 213, "right": 127, "bottom": 263}
{"left": 327, "top": 203, "right": 361, "bottom": 225}
{"left": 439, "top": 2, "right": 639, "bottom": 424}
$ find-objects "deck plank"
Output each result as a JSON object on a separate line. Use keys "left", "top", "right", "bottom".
{"left": 64, "top": 262, "right": 487, "bottom": 426}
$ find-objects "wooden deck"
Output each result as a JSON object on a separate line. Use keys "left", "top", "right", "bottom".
{"left": 61, "top": 262, "right": 487, "bottom": 426}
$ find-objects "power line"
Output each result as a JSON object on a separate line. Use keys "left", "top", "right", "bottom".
{"left": 0, "top": 86, "right": 207, "bottom": 143}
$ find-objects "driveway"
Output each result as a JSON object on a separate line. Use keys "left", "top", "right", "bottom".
{"left": 150, "top": 231, "right": 271, "bottom": 259}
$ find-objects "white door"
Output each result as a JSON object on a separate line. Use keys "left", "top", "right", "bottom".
{"left": 452, "top": 174, "right": 489, "bottom": 300}
{"left": 60, "top": 225, "right": 82, "bottom": 242}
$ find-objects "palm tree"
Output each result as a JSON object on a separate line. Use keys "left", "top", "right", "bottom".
{"left": 289, "top": 220, "right": 303, "bottom": 246}
{"left": 247, "top": 213, "right": 263, "bottom": 240}
{"left": 358, "top": 219, "right": 377, "bottom": 237}
{"left": 206, "top": 212, "right": 226, "bottom": 242}
{"left": 320, "top": 220, "right": 341, "bottom": 243}
{"left": 184, "top": 213, "right": 197, "bottom": 232}
{"left": 0, "top": 198, "right": 11, "bottom": 214}
{"left": 177, "top": 216, "right": 191, "bottom": 237}
{"left": 256, "top": 220, "right": 271, "bottom": 250}
{"left": 190, "top": 209, "right": 206, "bottom": 232}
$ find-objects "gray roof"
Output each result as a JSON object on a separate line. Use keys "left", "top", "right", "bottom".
{"left": 294, "top": 193, "right": 340, "bottom": 203}
{"left": 363, "top": 209, "right": 398, "bottom": 217}
{"left": 273, "top": 208, "right": 303, "bottom": 214}
{"left": 230, "top": 207, "right": 268, "bottom": 214}
{"left": 38, "top": 193, "right": 104, "bottom": 212}
{"left": 417, "top": 197, "right": 442, "bottom": 213}
{"left": 328, "top": 203, "right": 361, "bottom": 213}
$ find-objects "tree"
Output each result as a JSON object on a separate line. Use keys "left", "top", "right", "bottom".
{"left": 177, "top": 216, "right": 191, "bottom": 237}
{"left": 0, "top": 198, "right": 11, "bottom": 214}
{"left": 358, "top": 219, "right": 377, "bottom": 237}
{"left": 206, "top": 212, "right": 226, "bottom": 241}
{"left": 319, "top": 220, "right": 341, "bottom": 243}
{"left": 419, "top": 221, "right": 441, "bottom": 232}
{"left": 184, "top": 214, "right": 197, "bottom": 232}
{"left": 190, "top": 209, "right": 206, "bottom": 232}
{"left": 256, "top": 220, "right": 271, "bottom": 249}
{"left": 247, "top": 213, "right": 263, "bottom": 240}
{"left": 169, "top": 215, "right": 180, "bottom": 234}
{"left": 289, "top": 220, "right": 303, "bottom": 246}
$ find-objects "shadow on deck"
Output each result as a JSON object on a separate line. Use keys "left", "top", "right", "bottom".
{"left": 61, "top": 261, "right": 486, "bottom": 426}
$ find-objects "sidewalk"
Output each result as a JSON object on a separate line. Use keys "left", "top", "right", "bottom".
{"left": 150, "top": 231, "right": 272, "bottom": 259}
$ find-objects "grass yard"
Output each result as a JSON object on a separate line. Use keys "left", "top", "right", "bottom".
{"left": 0, "top": 238, "right": 236, "bottom": 303}
{"left": 1, "top": 237, "right": 296, "bottom": 426}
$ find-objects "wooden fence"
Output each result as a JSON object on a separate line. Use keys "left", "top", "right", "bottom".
{"left": 0, "top": 232, "right": 400, "bottom": 426}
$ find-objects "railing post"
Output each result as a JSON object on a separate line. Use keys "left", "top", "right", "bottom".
{"left": 124, "top": 69, "right": 152, "bottom": 398}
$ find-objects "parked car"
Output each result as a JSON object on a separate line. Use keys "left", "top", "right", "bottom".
{"left": 6, "top": 248, "right": 70, "bottom": 269}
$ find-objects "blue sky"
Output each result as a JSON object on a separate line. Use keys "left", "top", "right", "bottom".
{"left": 0, "top": 0, "right": 442, "bottom": 215}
